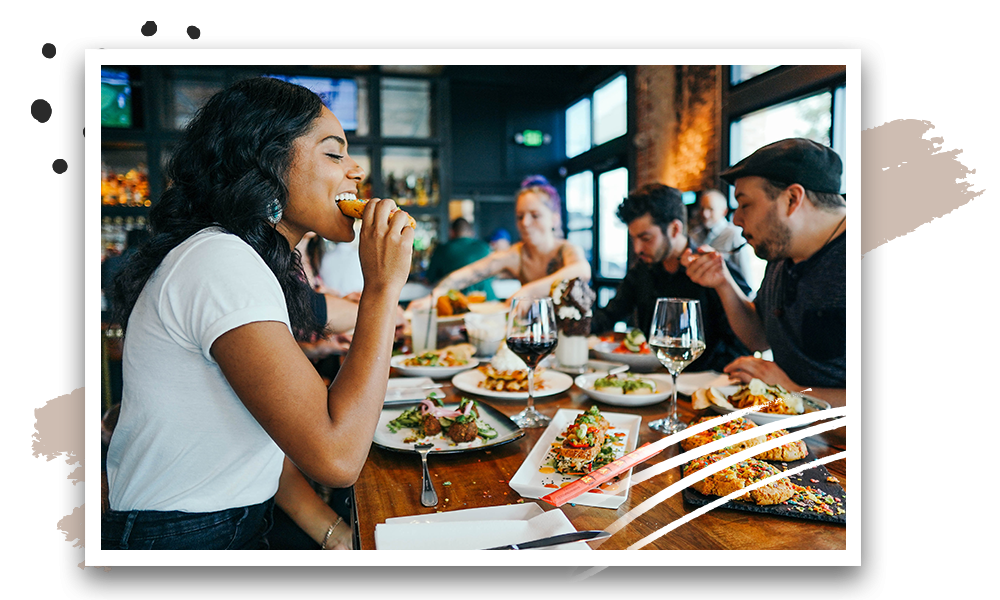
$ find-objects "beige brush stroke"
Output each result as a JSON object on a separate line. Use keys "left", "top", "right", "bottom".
{"left": 862, "top": 119, "right": 984, "bottom": 254}
{"left": 32, "top": 388, "right": 88, "bottom": 567}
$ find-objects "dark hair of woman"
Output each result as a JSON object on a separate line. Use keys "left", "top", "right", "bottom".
{"left": 109, "top": 77, "right": 328, "bottom": 341}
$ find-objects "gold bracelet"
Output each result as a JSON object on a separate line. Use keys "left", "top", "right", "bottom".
{"left": 321, "top": 516, "right": 343, "bottom": 550}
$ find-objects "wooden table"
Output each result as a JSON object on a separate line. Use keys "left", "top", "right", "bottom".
{"left": 354, "top": 368, "right": 847, "bottom": 550}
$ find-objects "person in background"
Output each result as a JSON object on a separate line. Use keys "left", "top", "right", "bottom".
{"left": 293, "top": 229, "right": 404, "bottom": 363}
{"left": 591, "top": 183, "right": 751, "bottom": 373}
{"left": 682, "top": 138, "right": 846, "bottom": 406}
{"left": 690, "top": 189, "right": 764, "bottom": 294}
{"left": 104, "top": 77, "right": 413, "bottom": 550}
{"left": 318, "top": 221, "right": 365, "bottom": 298}
{"left": 425, "top": 217, "right": 496, "bottom": 301}
{"left": 488, "top": 227, "right": 512, "bottom": 252}
{"left": 411, "top": 175, "right": 590, "bottom": 309}
{"left": 102, "top": 228, "right": 150, "bottom": 316}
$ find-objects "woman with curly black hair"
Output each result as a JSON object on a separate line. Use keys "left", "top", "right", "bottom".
{"left": 102, "top": 77, "right": 413, "bottom": 550}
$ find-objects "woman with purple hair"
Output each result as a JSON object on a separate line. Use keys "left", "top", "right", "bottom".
{"left": 413, "top": 175, "right": 591, "bottom": 305}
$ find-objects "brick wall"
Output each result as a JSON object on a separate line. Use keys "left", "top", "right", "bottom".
{"left": 634, "top": 65, "right": 721, "bottom": 192}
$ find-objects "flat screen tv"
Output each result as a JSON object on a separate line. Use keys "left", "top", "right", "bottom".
{"left": 101, "top": 69, "right": 133, "bottom": 128}
{"left": 265, "top": 74, "right": 359, "bottom": 131}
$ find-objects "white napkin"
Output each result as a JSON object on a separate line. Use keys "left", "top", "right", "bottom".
{"left": 384, "top": 377, "right": 437, "bottom": 404}
{"left": 675, "top": 371, "right": 735, "bottom": 395}
{"left": 375, "top": 505, "right": 588, "bottom": 550}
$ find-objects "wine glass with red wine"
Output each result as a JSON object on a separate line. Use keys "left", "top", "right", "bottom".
{"left": 505, "top": 297, "right": 557, "bottom": 428}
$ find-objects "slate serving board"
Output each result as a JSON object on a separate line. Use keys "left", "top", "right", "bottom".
{"left": 681, "top": 450, "right": 847, "bottom": 524}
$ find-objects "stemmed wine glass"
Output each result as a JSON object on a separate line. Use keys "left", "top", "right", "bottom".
{"left": 648, "top": 298, "right": 706, "bottom": 434}
{"left": 505, "top": 297, "right": 558, "bottom": 428}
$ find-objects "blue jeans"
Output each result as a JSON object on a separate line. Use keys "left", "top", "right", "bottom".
{"left": 102, "top": 497, "right": 275, "bottom": 550}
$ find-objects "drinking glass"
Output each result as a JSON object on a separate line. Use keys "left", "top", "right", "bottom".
{"left": 505, "top": 297, "right": 558, "bottom": 428}
{"left": 648, "top": 298, "right": 705, "bottom": 434}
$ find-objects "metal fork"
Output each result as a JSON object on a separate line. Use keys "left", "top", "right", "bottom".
{"left": 414, "top": 443, "right": 438, "bottom": 507}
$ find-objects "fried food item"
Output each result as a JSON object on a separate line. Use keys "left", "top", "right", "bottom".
{"left": 447, "top": 418, "right": 479, "bottom": 443}
{"left": 436, "top": 290, "right": 470, "bottom": 317}
{"left": 554, "top": 406, "right": 611, "bottom": 474}
{"left": 476, "top": 364, "right": 545, "bottom": 392}
{"left": 336, "top": 196, "right": 416, "bottom": 229}
{"left": 421, "top": 413, "right": 443, "bottom": 436}
{"left": 680, "top": 415, "right": 766, "bottom": 454}
{"left": 754, "top": 429, "right": 809, "bottom": 462}
{"left": 728, "top": 378, "right": 804, "bottom": 415}
{"left": 683, "top": 450, "right": 795, "bottom": 505}
{"left": 403, "top": 343, "right": 476, "bottom": 367}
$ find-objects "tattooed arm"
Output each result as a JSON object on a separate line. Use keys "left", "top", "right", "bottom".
{"left": 409, "top": 248, "right": 519, "bottom": 310}
{"left": 509, "top": 242, "right": 592, "bottom": 300}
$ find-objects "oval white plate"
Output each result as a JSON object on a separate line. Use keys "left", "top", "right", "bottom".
{"left": 451, "top": 368, "right": 574, "bottom": 400}
{"left": 390, "top": 354, "right": 479, "bottom": 379}
{"left": 573, "top": 372, "right": 675, "bottom": 407}
{"left": 590, "top": 341, "right": 663, "bottom": 373}
{"left": 706, "top": 385, "right": 833, "bottom": 425}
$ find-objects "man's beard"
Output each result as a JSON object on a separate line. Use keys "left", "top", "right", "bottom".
{"left": 751, "top": 219, "right": 791, "bottom": 262}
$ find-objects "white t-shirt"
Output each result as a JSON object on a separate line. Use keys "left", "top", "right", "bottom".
{"left": 107, "top": 227, "right": 290, "bottom": 512}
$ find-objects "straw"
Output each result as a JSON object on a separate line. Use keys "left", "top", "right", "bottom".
{"left": 539, "top": 442, "right": 664, "bottom": 507}
{"left": 423, "top": 294, "right": 435, "bottom": 351}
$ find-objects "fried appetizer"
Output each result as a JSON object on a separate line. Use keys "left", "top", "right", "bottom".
{"left": 683, "top": 450, "right": 795, "bottom": 505}
{"left": 554, "top": 406, "right": 612, "bottom": 474}
{"left": 336, "top": 194, "right": 416, "bottom": 229}
{"left": 680, "top": 415, "right": 766, "bottom": 454}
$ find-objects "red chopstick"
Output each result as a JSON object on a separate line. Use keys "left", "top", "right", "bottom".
{"left": 540, "top": 442, "right": 663, "bottom": 507}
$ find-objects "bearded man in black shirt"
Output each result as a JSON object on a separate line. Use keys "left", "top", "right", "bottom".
{"left": 682, "top": 138, "right": 847, "bottom": 407}
{"left": 591, "top": 183, "right": 751, "bottom": 373}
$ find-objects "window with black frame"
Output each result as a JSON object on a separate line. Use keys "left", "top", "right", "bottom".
{"left": 562, "top": 71, "right": 630, "bottom": 312}
{"left": 722, "top": 65, "right": 847, "bottom": 290}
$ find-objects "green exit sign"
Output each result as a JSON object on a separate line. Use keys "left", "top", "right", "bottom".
{"left": 522, "top": 130, "right": 544, "bottom": 147}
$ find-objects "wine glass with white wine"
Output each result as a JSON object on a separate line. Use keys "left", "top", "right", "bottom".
{"left": 647, "top": 298, "right": 705, "bottom": 434}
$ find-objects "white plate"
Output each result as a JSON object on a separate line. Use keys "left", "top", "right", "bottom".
{"left": 390, "top": 354, "right": 479, "bottom": 379}
{"left": 372, "top": 399, "right": 523, "bottom": 454}
{"left": 451, "top": 368, "right": 574, "bottom": 400}
{"left": 375, "top": 504, "right": 587, "bottom": 550}
{"left": 508, "top": 408, "right": 641, "bottom": 509}
{"left": 573, "top": 372, "right": 675, "bottom": 407}
{"left": 706, "top": 385, "right": 834, "bottom": 426}
{"left": 590, "top": 341, "right": 663, "bottom": 372}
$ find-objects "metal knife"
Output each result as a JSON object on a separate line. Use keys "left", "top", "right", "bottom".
{"left": 484, "top": 530, "right": 610, "bottom": 550}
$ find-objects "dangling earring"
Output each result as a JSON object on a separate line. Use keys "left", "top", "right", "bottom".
{"left": 267, "top": 198, "right": 282, "bottom": 225}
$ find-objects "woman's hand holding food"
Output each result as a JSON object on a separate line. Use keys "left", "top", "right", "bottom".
{"left": 358, "top": 198, "right": 414, "bottom": 295}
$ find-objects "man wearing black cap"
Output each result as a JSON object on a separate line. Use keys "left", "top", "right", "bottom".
{"left": 681, "top": 138, "right": 846, "bottom": 406}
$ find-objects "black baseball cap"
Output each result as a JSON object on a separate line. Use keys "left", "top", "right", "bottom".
{"left": 721, "top": 138, "right": 843, "bottom": 194}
